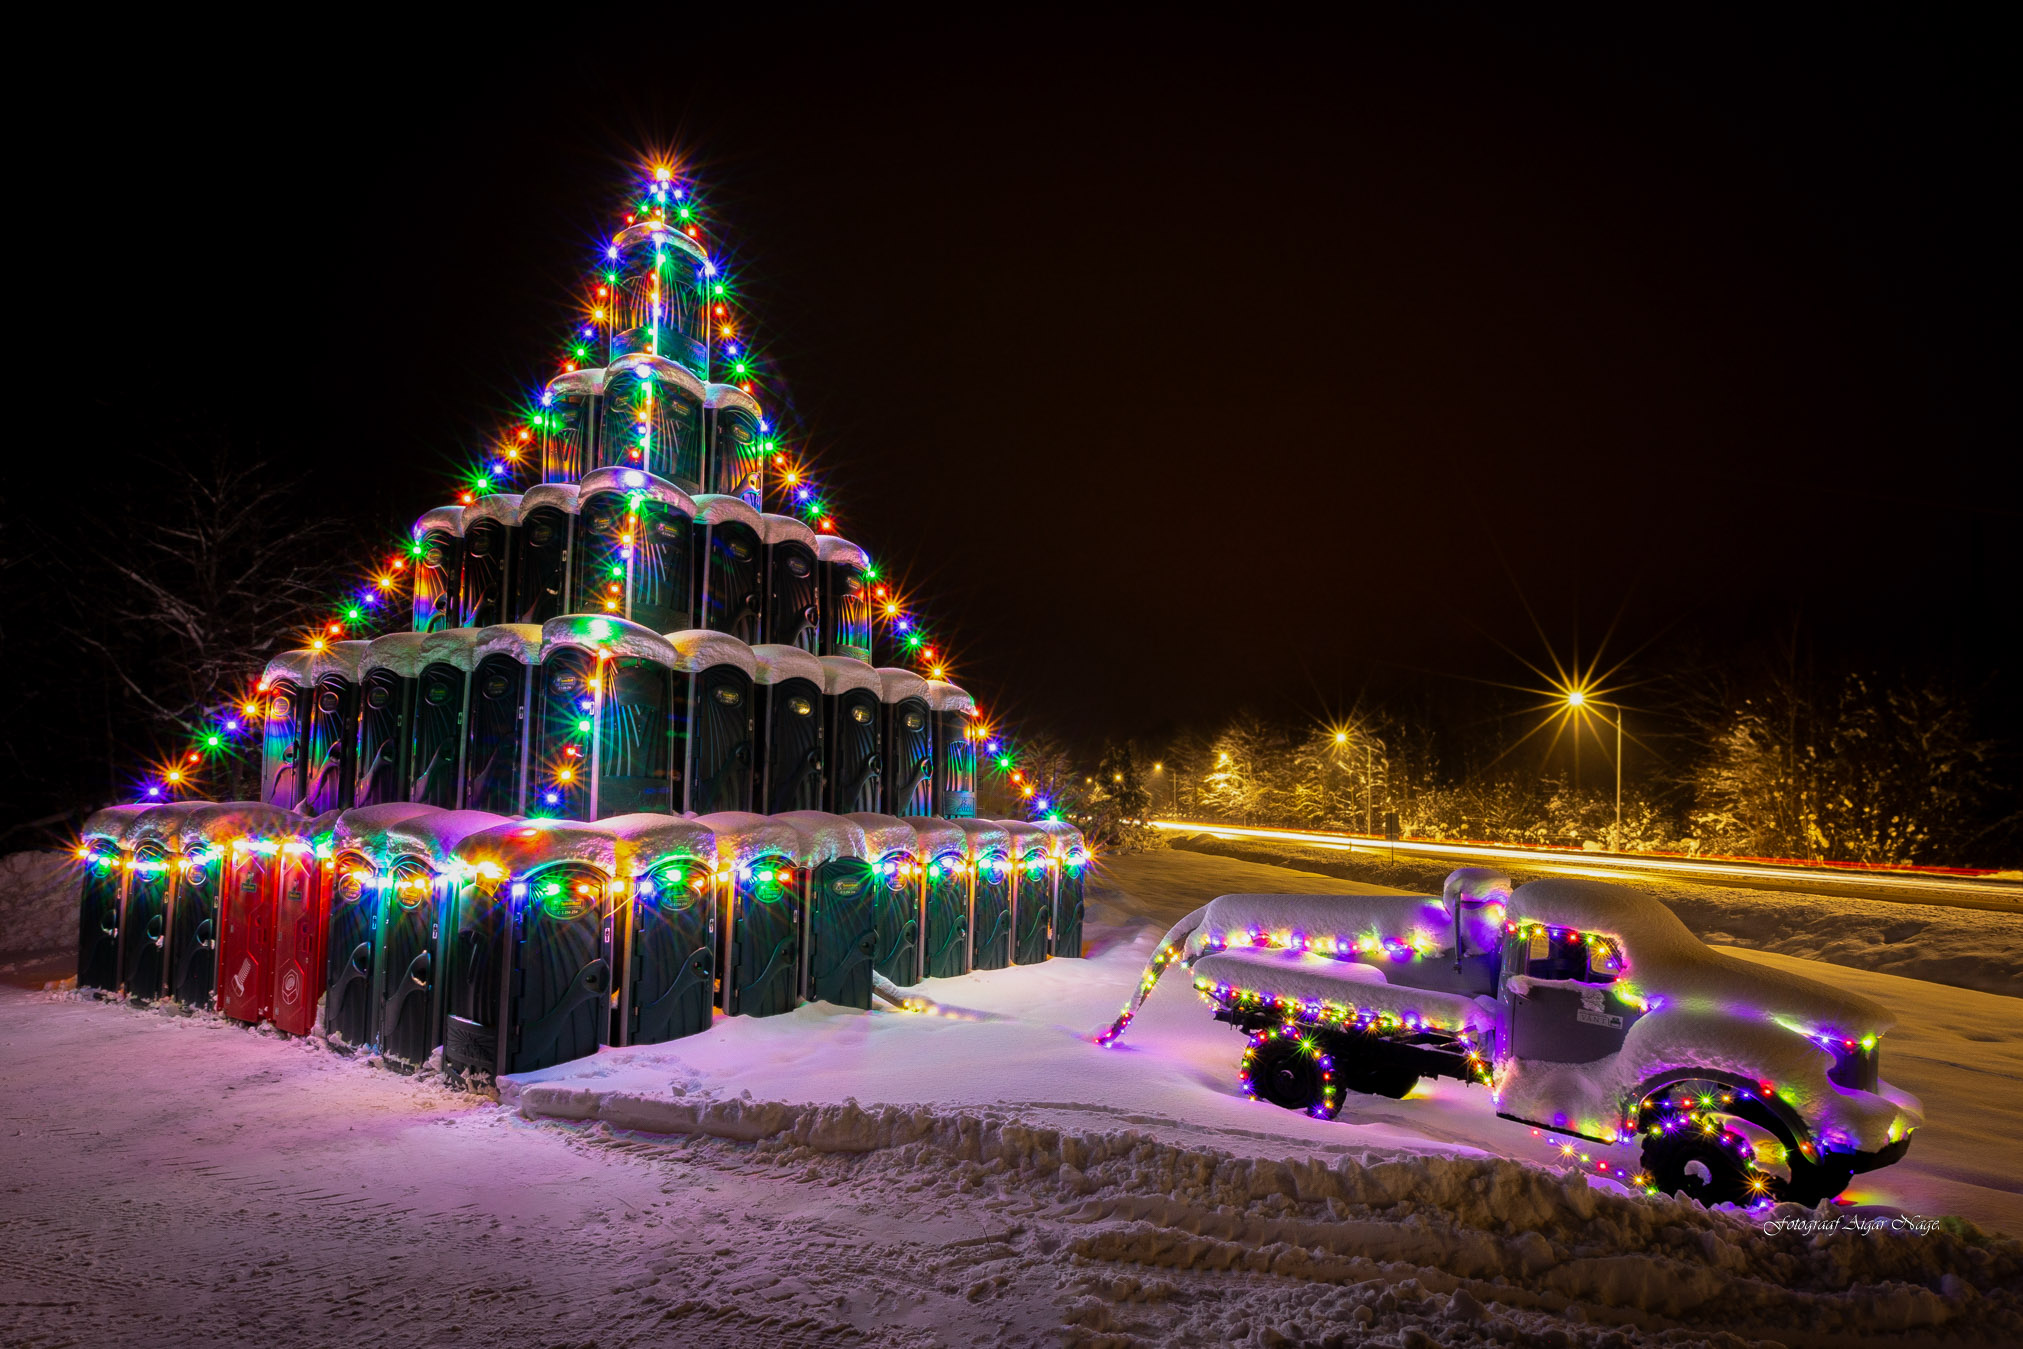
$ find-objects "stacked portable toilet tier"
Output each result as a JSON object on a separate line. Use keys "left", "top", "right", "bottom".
{"left": 75, "top": 802, "right": 1086, "bottom": 1078}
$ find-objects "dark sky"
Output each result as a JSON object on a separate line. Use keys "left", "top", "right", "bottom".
{"left": 23, "top": 8, "right": 2018, "bottom": 795}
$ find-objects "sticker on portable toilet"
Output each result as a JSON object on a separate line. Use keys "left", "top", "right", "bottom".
{"left": 279, "top": 967, "right": 302, "bottom": 1006}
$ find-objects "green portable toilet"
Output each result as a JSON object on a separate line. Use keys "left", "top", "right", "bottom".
{"left": 923, "top": 678, "right": 977, "bottom": 819}
{"left": 462, "top": 625, "right": 543, "bottom": 817}
{"left": 1001, "top": 819, "right": 1053, "bottom": 966}
{"left": 704, "top": 382, "right": 766, "bottom": 507}
{"left": 877, "top": 667, "right": 933, "bottom": 817}
{"left": 570, "top": 466, "right": 696, "bottom": 632}
{"left": 258, "top": 649, "right": 314, "bottom": 809}
{"left": 537, "top": 367, "right": 603, "bottom": 483}
{"left": 373, "top": 809, "right": 509, "bottom": 1072}
{"left": 356, "top": 633, "right": 430, "bottom": 808}
{"left": 694, "top": 811, "right": 801, "bottom": 1018}
{"left": 909, "top": 817, "right": 971, "bottom": 980}
{"left": 1033, "top": 820, "right": 1089, "bottom": 958}
{"left": 410, "top": 505, "right": 466, "bottom": 633}
{"left": 303, "top": 641, "right": 369, "bottom": 814}
{"left": 322, "top": 803, "right": 441, "bottom": 1050}
{"left": 513, "top": 482, "right": 578, "bottom": 626}
{"left": 411, "top": 628, "right": 483, "bottom": 808}
{"left": 752, "top": 643, "right": 825, "bottom": 815}
{"left": 460, "top": 493, "right": 523, "bottom": 630}
{"left": 774, "top": 812, "right": 877, "bottom": 1011}
{"left": 75, "top": 804, "right": 146, "bottom": 992}
{"left": 949, "top": 819, "right": 1011, "bottom": 971}
{"left": 815, "top": 536, "right": 872, "bottom": 664}
{"left": 846, "top": 813, "right": 921, "bottom": 985}
{"left": 535, "top": 616, "right": 678, "bottom": 819}
{"left": 120, "top": 802, "right": 207, "bottom": 1001}
{"left": 668, "top": 629, "right": 758, "bottom": 816}
{"left": 820, "top": 656, "right": 882, "bottom": 815}
{"left": 606, "top": 814, "right": 720, "bottom": 1046}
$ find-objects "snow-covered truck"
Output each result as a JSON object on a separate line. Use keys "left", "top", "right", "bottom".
{"left": 1101, "top": 869, "right": 1922, "bottom": 1207}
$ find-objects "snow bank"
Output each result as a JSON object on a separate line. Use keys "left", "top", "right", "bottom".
{"left": 0, "top": 851, "right": 77, "bottom": 957}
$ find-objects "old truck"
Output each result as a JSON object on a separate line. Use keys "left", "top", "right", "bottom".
{"left": 1101, "top": 869, "right": 1921, "bottom": 1207}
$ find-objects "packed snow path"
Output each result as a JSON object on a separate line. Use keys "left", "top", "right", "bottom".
{"left": 2, "top": 850, "right": 2019, "bottom": 1347}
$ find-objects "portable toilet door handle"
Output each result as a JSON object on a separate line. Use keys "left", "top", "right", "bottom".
{"left": 348, "top": 941, "right": 371, "bottom": 976}
{"left": 195, "top": 917, "right": 215, "bottom": 949}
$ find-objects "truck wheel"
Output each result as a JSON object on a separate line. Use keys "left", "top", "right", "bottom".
{"left": 1338, "top": 1060, "right": 1420, "bottom": 1100}
{"left": 1241, "top": 1026, "right": 1341, "bottom": 1119}
{"left": 1641, "top": 1129, "right": 1753, "bottom": 1207}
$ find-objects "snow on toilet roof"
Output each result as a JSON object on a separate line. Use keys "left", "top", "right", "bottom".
{"left": 614, "top": 219, "right": 708, "bottom": 265}
{"left": 843, "top": 812, "right": 918, "bottom": 859}
{"left": 598, "top": 813, "right": 718, "bottom": 876}
{"left": 463, "top": 493, "right": 526, "bottom": 528}
{"left": 80, "top": 803, "right": 149, "bottom": 846}
{"left": 691, "top": 811, "right": 800, "bottom": 866}
{"left": 757, "top": 513, "right": 816, "bottom": 547}
{"left": 750, "top": 643, "right": 824, "bottom": 686}
{"left": 544, "top": 367, "right": 605, "bottom": 398}
{"left": 876, "top": 667, "right": 927, "bottom": 704}
{"left": 703, "top": 383, "right": 761, "bottom": 415}
{"left": 666, "top": 628, "right": 758, "bottom": 675}
{"left": 579, "top": 466, "right": 696, "bottom": 515}
{"left": 473, "top": 624, "right": 545, "bottom": 666}
{"left": 819, "top": 656, "right": 880, "bottom": 697}
{"left": 1031, "top": 819, "right": 1087, "bottom": 855}
{"left": 313, "top": 639, "right": 371, "bottom": 685}
{"left": 413, "top": 505, "right": 466, "bottom": 538}
{"left": 771, "top": 811, "right": 869, "bottom": 864}
{"left": 520, "top": 482, "right": 581, "bottom": 514}
{"left": 177, "top": 802, "right": 301, "bottom": 851}
{"left": 261, "top": 649, "right": 315, "bottom": 688}
{"left": 419, "top": 627, "right": 485, "bottom": 672}
{"left": 127, "top": 801, "right": 209, "bottom": 849}
{"left": 540, "top": 615, "right": 678, "bottom": 667}
{"left": 907, "top": 818, "right": 970, "bottom": 858}
{"left": 454, "top": 818, "right": 619, "bottom": 879}
{"left": 388, "top": 810, "right": 512, "bottom": 865}
{"left": 693, "top": 493, "right": 762, "bottom": 529}
{"left": 362, "top": 631, "right": 433, "bottom": 679}
{"left": 331, "top": 804, "right": 442, "bottom": 856}
{"left": 946, "top": 818, "right": 1010, "bottom": 856}
{"left": 922, "top": 679, "right": 973, "bottom": 714}
{"left": 814, "top": 536, "right": 869, "bottom": 570}
{"left": 997, "top": 819, "right": 1050, "bottom": 857}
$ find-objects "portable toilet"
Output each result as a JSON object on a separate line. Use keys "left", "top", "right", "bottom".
{"left": 846, "top": 813, "right": 921, "bottom": 985}
{"left": 910, "top": 817, "right": 972, "bottom": 980}
{"left": 270, "top": 813, "right": 336, "bottom": 1036}
{"left": 411, "top": 628, "right": 482, "bottom": 808}
{"left": 815, "top": 536, "right": 872, "bottom": 664}
{"left": 537, "top": 366, "right": 603, "bottom": 483}
{"left": 120, "top": 802, "right": 206, "bottom": 1001}
{"left": 704, "top": 383, "right": 765, "bottom": 507}
{"left": 692, "top": 494, "right": 764, "bottom": 644}
{"left": 410, "top": 505, "right": 466, "bottom": 633}
{"left": 569, "top": 465, "right": 696, "bottom": 633}
{"left": 877, "top": 667, "right": 934, "bottom": 817}
{"left": 1033, "top": 819, "right": 1089, "bottom": 959}
{"left": 773, "top": 812, "right": 876, "bottom": 1010}
{"left": 949, "top": 819, "right": 1012, "bottom": 971}
{"left": 606, "top": 217, "right": 711, "bottom": 379}
{"left": 355, "top": 632, "right": 429, "bottom": 807}
{"left": 694, "top": 812, "right": 802, "bottom": 1018}
{"left": 923, "top": 679, "right": 977, "bottom": 819}
{"left": 605, "top": 814, "right": 719, "bottom": 1046}
{"left": 461, "top": 624, "right": 543, "bottom": 816}
{"left": 669, "top": 629, "right": 757, "bottom": 816}
{"left": 600, "top": 353, "right": 708, "bottom": 489}
{"left": 444, "top": 818, "right": 622, "bottom": 1078}
{"left": 758, "top": 514, "right": 820, "bottom": 652}
{"left": 820, "top": 657, "right": 882, "bottom": 815}
{"left": 258, "top": 649, "right": 313, "bottom": 809}
{"left": 535, "top": 617, "right": 677, "bottom": 819}
{"left": 302, "top": 640, "right": 369, "bottom": 814}
{"left": 512, "top": 482, "right": 578, "bottom": 626}
{"left": 210, "top": 803, "right": 305, "bottom": 1025}
{"left": 751, "top": 643, "right": 824, "bottom": 814}
{"left": 167, "top": 803, "right": 258, "bottom": 1008}
{"left": 322, "top": 803, "right": 440, "bottom": 1050}
{"left": 75, "top": 805, "right": 146, "bottom": 992}
{"left": 1002, "top": 819, "right": 1053, "bottom": 966}
{"left": 374, "top": 809, "right": 508, "bottom": 1070}
{"left": 459, "top": 493, "right": 523, "bottom": 629}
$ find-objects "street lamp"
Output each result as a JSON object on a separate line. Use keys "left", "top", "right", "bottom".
{"left": 1564, "top": 689, "right": 1623, "bottom": 850}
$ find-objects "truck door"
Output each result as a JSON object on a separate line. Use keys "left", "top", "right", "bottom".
{"left": 1498, "top": 927, "right": 1643, "bottom": 1065}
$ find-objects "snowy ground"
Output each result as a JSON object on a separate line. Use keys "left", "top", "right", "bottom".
{"left": 2, "top": 848, "right": 2020, "bottom": 1347}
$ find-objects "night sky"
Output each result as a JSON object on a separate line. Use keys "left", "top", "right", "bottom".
{"left": 16, "top": 9, "right": 2017, "bottom": 817}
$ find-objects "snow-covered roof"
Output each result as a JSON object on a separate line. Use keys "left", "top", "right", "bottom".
{"left": 906, "top": 817, "right": 970, "bottom": 860}
{"left": 127, "top": 801, "right": 208, "bottom": 851}
{"left": 1443, "top": 867, "right": 1512, "bottom": 908}
{"left": 261, "top": 649, "right": 315, "bottom": 689}
{"left": 1031, "top": 820, "right": 1087, "bottom": 857}
{"left": 413, "top": 505, "right": 466, "bottom": 538}
{"left": 771, "top": 811, "right": 869, "bottom": 865}
{"left": 819, "top": 656, "right": 880, "bottom": 698}
{"left": 666, "top": 628, "right": 758, "bottom": 675}
{"left": 814, "top": 536, "right": 869, "bottom": 570}
{"left": 945, "top": 818, "right": 1010, "bottom": 858}
{"left": 79, "top": 804, "right": 149, "bottom": 847}
{"left": 841, "top": 812, "right": 917, "bottom": 861}
{"left": 473, "top": 623, "right": 545, "bottom": 666}
{"left": 749, "top": 643, "right": 824, "bottom": 686}
{"left": 757, "top": 513, "right": 816, "bottom": 547}
{"left": 692, "top": 812, "right": 801, "bottom": 867}
{"left": 544, "top": 367, "right": 606, "bottom": 398}
{"left": 1508, "top": 878, "right": 1893, "bottom": 1036}
{"left": 607, "top": 351, "right": 707, "bottom": 401}
{"left": 463, "top": 493, "right": 525, "bottom": 529}
{"left": 876, "top": 668, "right": 927, "bottom": 704}
{"left": 419, "top": 627, "right": 485, "bottom": 673}
{"left": 386, "top": 809, "right": 512, "bottom": 867}
{"left": 693, "top": 493, "right": 762, "bottom": 529}
{"left": 453, "top": 818, "right": 620, "bottom": 882}
{"left": 521, "top": 482, "right": 581, "bottom": 515}
{"left": 313, "top": 639, "right": 371, "bottom": 686}
{"left": 330, "top": 804, "right": 442, "bottom": 858}
{"left": 597, "top": 813, "right": 718, "bottom": 877}
{"left": 1185, "top": 893, "right": 1453, "bottom": 963}
{"left": 921, "top": 679, "right": 974, "bottom": 715}
{"left": 579, "top": 465, "right": 697, "bottom": 515}
{"left": 540, "top": 615, "right": 678, "bottom": 667}
{"left": 998, "top": 819, "right": 1050, "bottom": 860}
{"left": 613, "top": 219, "right": 708, "bottom": 267}
{"left": 177, "top": 802, "right": 302, "bottom": 852}
{"left": 703, "top": 383, "right": 761, "bottom": 416}
{"left": 362, "top": 632, "right": 433, "bottom": 679}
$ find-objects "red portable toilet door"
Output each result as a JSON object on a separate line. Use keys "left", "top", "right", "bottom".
{"left": 218, "top": 851, "right": 278, "bottom": 1024}
{"left": 271, "top": 852, "right": 329, "bottom": 1035}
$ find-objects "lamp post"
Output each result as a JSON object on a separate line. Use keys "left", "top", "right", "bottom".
{"left": 1565, "top": 690, "right": 1623, "bottom": 851}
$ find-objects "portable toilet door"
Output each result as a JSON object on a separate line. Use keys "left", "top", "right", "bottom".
{"left": 607, "top": 217, "right": 711, "bottom": 380}
{"left": 704, "top": 382, "right": 765, "bottom": 509}
{"left": 846, "top": 814, "right": 921, "bottom": 985}
{"left": 909, "top": 818, "right": 971, "bottom": 980}
{"left": 512, "top": 483, "right": 579, "bottom": 626}
{"left": 537, "top": 367, "right": 603, "bottom": 483}
{"left": 696, "top": 812, "right": 802, "bottom": 1018}
{"left": 570, "top": 466, "right": 695, "bottom": 633}
{"left": 177, "top": 803, "right": 290, "bottom": 1012}
{"left": 600, "top": 353, "right": 708, "bottom": 491}
{"left": 461, "top": 625, "right": 542, "bottom": 816}
{"left": 121, "top": 804, "right": 201, "bottom": 1001}
{"left": 321, "top": 805, "right": 438, "bottom": 1049}
{"left": 924, "top": 679, "right": 977, "bottom": 819}
{"left": 815, "top": 537, "right": 873, "bottom": 664}
{"left": 355, "top": 633, "right": 427, "bottom": 807}
{"left": 374, "top": 809, "right": 512, "bottom": 1068}
{"left": 270, "top": 831, "right": 329, "bottom": 1036}
{"left": 303, "top": 641, "right": 368, "bottom": 814}
{"left": 259, "top": 649, "right": 313, "bottom": 809}
{"left": 1003, "top": 820, "right": 1053, "bottom": 966}
{"left": 504, "top": 845, "right": 620, "bottom": 1074}
{"left": 692, "top": 494, "right": 764, "bottom": 644}
{"left": 758, "top": 513, "right": 821, "bottom": 652}
{"left": 535, "top": 617, "right": 678, "bottom": 819}
{"left": 668, "top": 629, "right": 757, "bottom": 816}
{"left": 819, "top": 657, "right": 882, "bottom": 814}
{"left": 410, "top": 628, "right": 482, "bottom": 808}
{"left": 167, "top": 811, "right": 231, "bottom": 1009}
{"left": 410, "top": 505, "right": 466, "bottom": 634}
{"left": 1034, "top": 820, "right": 1088, "bottom": 958}
{"left": 217, "top": 817, "right": 296, "bottom": 1025}
{"left": 74, "top": 806, "right": 143, "bottom": 992}
{"left": 604, "top": 815, "right": 718, "bottom": 1046}
{"left": 751, "top": 644, "right": 825, "bottom": 814}
{"left": 951, "top": 819, "right": 1012, "bottom": 971}
{"left": 459, "top": 493, "right": 523, "bottom": 629}
{"left": 776, "top": 813, "right": 876, "bottom": 1010}
{"left": 877, "top": 668, "right": 934, "bottom": 817}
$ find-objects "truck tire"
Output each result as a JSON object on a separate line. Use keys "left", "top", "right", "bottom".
{"left": 1241, "top": 1026, "right": 1341, "bottom": 1119}
{"left": 1641, "top": 1128, "right": 1754, "bottom": 1207}
{"left": 1337, "top": 1059, "right": 1420, "bottom": 1100}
